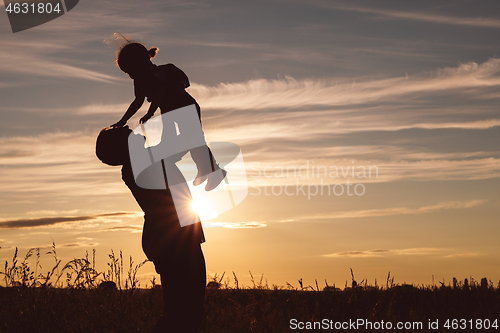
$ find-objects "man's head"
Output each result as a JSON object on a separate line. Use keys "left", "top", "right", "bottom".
{"left": 96, "top": 126, "right": 132, "bottom": 166}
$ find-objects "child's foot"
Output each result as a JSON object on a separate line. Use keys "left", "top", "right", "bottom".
{"left": 205, "top": 169, "right": 227, "bottom": 191}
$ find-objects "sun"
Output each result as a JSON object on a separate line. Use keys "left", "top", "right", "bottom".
{"left": 191, "top": 196, "right": 218, "bottom": 221}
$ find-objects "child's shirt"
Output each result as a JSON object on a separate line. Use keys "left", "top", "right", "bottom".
{"left": 134, "top": 63, "right": 197, "bottom": 113}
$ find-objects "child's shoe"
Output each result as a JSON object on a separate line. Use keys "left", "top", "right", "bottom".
{"left": 193, "top": 172, "right": 208, "bottom": 186}
{"left": 205, "top": 168, "right": 227, "bottom": 191}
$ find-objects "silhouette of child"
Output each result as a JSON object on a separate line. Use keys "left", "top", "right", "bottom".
{"left": 111, "top": 41, "right": 226, "bottom": 191}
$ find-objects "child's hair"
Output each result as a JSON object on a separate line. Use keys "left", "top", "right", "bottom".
{"left": 116, "top": 41, "right": 159, "bottom": 74}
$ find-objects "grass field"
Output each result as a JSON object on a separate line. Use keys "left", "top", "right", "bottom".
{"left": 1, "top": 246, "right": 499, "bottom": 332}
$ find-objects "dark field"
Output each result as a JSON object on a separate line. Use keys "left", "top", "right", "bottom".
{"left": 1, "top": 247, "right": 499, "bottom": 332}
{"left": 1, "top": 281, "right": 500, "bottom": 332}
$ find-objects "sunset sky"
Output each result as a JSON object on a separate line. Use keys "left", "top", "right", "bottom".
{"left": 1, "top": 0, "right": 499, "bottom": 289}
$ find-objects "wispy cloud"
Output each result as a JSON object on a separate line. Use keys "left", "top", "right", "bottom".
{"left": 303, "top": 200, "right": 484, "bottom": 220}
{"left": 59, "top": 240, "right": 99, "bottom": 248}
{"left": 0, "top": 59, "right": 499, "bottom": 213}
{"left": 0, "top": 238, "right": 13, "bottom": 250}
{"left": 5, "top": 58, "right": 498, "bottom": 141}
{"left": 164, "top": 38, "right": 268, "bottom": 49}
{"left": 25, "top": 210, "right": 80, "bottom": 216}
{"left": 323, "top": 249, "right": 390, "bottom": 258}
{"left": 322, "top": 247, "right": 480, "bottom": 258}
{"left": 322, "top": 247, "right": 478, "bottom": 258}
{"left": 443, "top": 253, "right": 480, "bottom": 258}
{"left": 246, "top": 152, "right": 500, "bottom": 185}
{"left": 76, "top": 103, "right": 132, "bottom": 115}
{"left": 205, "top": 117, "right": 500, "bottom": 149}
{"left": 29, "top": 4, "right": 164, "bottom": 36}
{"left": 391, "top": 119, "right": 500, "bottom": 131}
{"left": 98, "top": 225, "right": 143, "bottom": 233}
{"left": 318, "top": 3, "right": 500, "bottom": 29}
{"left": 1, "top": 130, "right": 498, "bottom": 209}
{"left": 193, "top": 59, "right": 500, "bottom": 187}
{"left": 0, "top": 132, "right": 127, "bottom": 198}
{"left": 0, "top": 50, "right": 118, "bottom": 83}
{"left": 191, "top": 58, "right": 500, "bottom": 112}
{"left": 203, "top": 221, "right": 267, "bottom": 228}
{"left": 0, "top": 212, "right": 140, "bottom": 229}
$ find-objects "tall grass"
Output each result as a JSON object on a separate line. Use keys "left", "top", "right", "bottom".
{"left": 1, "top": 246, "right": 499, "bottom": 332}
{"left": 0, "top": 243, "right": 147, "bottom": 289}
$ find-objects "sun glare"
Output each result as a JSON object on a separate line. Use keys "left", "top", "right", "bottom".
{"left": 191, "top": 196, "right": 218, "bottom": 220}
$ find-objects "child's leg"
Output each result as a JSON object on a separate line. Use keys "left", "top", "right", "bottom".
{"left": 158, "top": 103, "right": 226, "bottom": 191}
{"left": 191, "top": 145, "right": 218, "bottom": 176}
{"left": 191, "top": 145, "right": 227, "bottom": 191}
{"left": 190, "top": 103, "right": 227, "bottom": 190}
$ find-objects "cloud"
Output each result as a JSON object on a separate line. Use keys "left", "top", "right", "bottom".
{"left": 247, "top": 154, "right": 500, "bottom": 183}
{"left": 324, "top": 250, "right": 382, "bottom": 258}
{"left": 204, "top": 114, "right": 500, "bottom": 150}
{"left": 323, "top": 247, "right": 444, "bottom": 258}
{"left": 346, "top": 7, "right": 500, "bottom": 29}
{"left": 98, "top": 225, "right": 143, "bottom": 233}
{"left": 1, "top": 60, "right": 499, "bottom": 207}
{"left": 191, "top": 58, "right": 500, "bottom": 113}
{"left": 0, "top": 130, "right": 498, "bottom": 211}
{"left": 443, "top": 253, "right": 480, "bottom": 258}
{"left": 24, "top": 3, "right": 165, "bottom": 36}
{"left": 195, "top": 59, "right": 500, "bottom": 154}
{"left": 392, "top": 119, "right": 500, "bottom": 131}
{"left": 0, "top": 102, "right": 131, "bottom": 117}
{"left": 25, "top": 210, "right": 80, "bottom": 216}
{"left": 164, "top": 38, "right": 268, "bottom": 50}
{"left": 5, "top": 58, "right": 498, "bottom": 142}
{"left": 202, "top": 221, "right": 267, "bottom": 228}
{"left": 303, "top": 200, "right": 485, "bottom": 220}
{"left": 0, "top": 212, "right": 140, "bottom": 229}
{"left": 0, "top": 131, "right": 128, "bottom": 198}
{"left": 0, "top": 238, "right": 13, "bottom": 250}
{"left": 75, "top": 103, "right": 131, "bottom": 115}
{"left": 59, "top": 239, "right": 99, "bottom": 248}
{"left": 312, "top": 2, "right": 500, "bottom": 29}
{"left": 323, "top": 247, "right": 478, "bottom": 258}
{"left": 0, "top": 49, "right": 119, "bottom": 83}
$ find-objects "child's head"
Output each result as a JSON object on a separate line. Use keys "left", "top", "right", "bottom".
{"left": 116, "top": 42, "right": 158, "bottom": 76}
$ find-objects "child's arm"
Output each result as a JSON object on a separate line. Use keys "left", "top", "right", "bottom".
{"left": 139, "top": 101, "right": 159, "bottom": 124}
{"left": 111, "top": 96, "right": 145, "bottom": 128}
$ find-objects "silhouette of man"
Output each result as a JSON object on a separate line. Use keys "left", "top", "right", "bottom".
{"left": 96, "top": 126, "right": 206, "bottom": 333}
